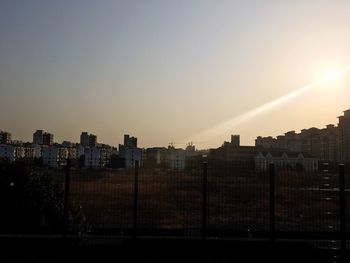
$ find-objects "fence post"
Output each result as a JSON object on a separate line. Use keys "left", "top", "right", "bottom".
{"left": 202, "top": 161, "right": 208, "bottom": 241}
{"left": 339, "top": 164, "right": 346, "bottom": 258}
{"left": 269, "top": 163, "right": 275, "bottom": 243}
{"left": 63, "top": 158, "right": 71, "bottom": 240}
{"left": 133, "top": 160, "right": 139, "bottom": 239}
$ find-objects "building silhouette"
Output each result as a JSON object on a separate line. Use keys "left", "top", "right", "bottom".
{"left": 80, "top": 132, "right": 97, "bottom": 148}
{"left": 43, "top": 132, "right": 54, "bottom": 146}
{"left": 33, "top": 130, "right": 54, "bottom": 146}
{"left": 80, "top": 132, "right": 89, "bottom": 147}
{"left": 119, "top": 134, "right": 141, "bottom": 168}
{"left": 124, "top": 134, "right": 137, "bottom": 148}
{"left": 256, "top": 109, "right": 350, "bottom": 163}
{"left": 0, "top": 131, "right": 11, "bottom": 144}
{"left": 210, "top": 134, "right": 318, "bottom": 171}
{"left": 33, "top": 130, "right": 43, "bottom": 145}
{"left": 338, "top": 109, "right": 350, "bottom": 162}
{"left": 89, "top": 134, "right": 97, "bottom": 147}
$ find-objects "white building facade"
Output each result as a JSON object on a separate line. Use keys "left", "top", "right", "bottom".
{"left": 255, "top": 151, "right": 318, "bottom": 172}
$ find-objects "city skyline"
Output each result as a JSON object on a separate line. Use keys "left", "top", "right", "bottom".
{"left": 1, "top": 1, "right": 350, "bottom": 148}
{"left": 1, "top": 108, "right": 349, "bottom": 150}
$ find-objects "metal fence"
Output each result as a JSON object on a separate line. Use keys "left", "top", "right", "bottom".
{"left": 0, "top": 159, "right": 349, "bottom": 250}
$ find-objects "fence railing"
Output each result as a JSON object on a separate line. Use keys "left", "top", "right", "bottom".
{"left": 0, "top": 159, "right": 349, "bottom": 251}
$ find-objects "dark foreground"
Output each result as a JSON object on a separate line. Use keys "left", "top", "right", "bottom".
{"left": 0, "top": 237, "right": 347, "bottom": 263}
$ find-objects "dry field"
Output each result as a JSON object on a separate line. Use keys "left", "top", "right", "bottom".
{"left": 48, "top": 166, "right": 347, "bottom": 233}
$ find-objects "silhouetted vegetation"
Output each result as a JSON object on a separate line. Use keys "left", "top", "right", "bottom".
{"left": 0, "top": 160, "right": 90, "bottom": 235}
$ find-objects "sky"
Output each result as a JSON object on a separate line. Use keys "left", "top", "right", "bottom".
{"left": 1, "top": 0, "right": 350, "bottom": 148}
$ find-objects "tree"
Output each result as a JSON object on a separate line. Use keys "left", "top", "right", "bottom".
{"left": 0, "top": 160, "right": 90, "bottom": 235}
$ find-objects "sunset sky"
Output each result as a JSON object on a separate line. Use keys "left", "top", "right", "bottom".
{"left": 1, "top": 0, "right": 350, "bottom": 148}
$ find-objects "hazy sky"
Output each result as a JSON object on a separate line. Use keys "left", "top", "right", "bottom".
{"left": 1, "top": 0, "right": 350, "bottom": 148}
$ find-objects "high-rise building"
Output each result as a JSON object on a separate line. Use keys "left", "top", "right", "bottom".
{"left": 0, "top": 131, "right": 12, "bottom": 144}
{"left": 43, "top": 132, "right": 54, "bottom": 145}
{"left": 319, "top": 124, "right": 337, "bottom": 162}
{"left": 338, "top": 109, "right": 350, "bottom": 162}
{"left": 42, "top": 146, "right": 59, "bottom": 167}
{"left": 84, "top": 147, "right": 101, "bottom": 168}
{"left": 33, "top": 130, "right": 43, "bottom": 145}
{"left": 255, "top": 109, "right": 350, "bottom": 163}
{"left": 231, "top": 135, "right": 240, "bottom": 148}
{"left": 89, "top": 134, "right": 97, "bottom": 147}
{"left": 119, "top": 134, "right": 141, "bottom": 168}
{"left": 80, "top": 132, "right": 89, "bottom": 147}
{"left": 255, "top": 136, "right": 276, "bottom": 149}
{"left": 80, "top": 132, "right": 97, "bottom": 147}
{"left": 284, "top": 131, "right": 301, "bottom": 152}
{"left": 124, "top": 134, "right": 137, "bottom": 148}
{"left": 76, "top": 145, "right": 85, "bottom": 158}
{"left": 300, "top": 128, "right": 321, "bottom": 158}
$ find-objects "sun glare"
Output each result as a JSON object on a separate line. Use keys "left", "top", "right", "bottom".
{"left": 322, "top": 65, "right": 350, "bottom": 82}
{"left": 187, "top": 64, "right": 350, "bottom": 146}
{"left": 324, "top": 71, "right": 339, "bottom": 82}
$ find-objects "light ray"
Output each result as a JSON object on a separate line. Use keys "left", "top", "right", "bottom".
{"left": 186, "top": 65, "right": 350, "bottom": 146}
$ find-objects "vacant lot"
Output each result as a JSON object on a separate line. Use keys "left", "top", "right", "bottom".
{"left": 46, "top": 166, "right": 346, "bottom": 234}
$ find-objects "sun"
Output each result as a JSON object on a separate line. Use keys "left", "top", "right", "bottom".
{"left": 324, "top": 71, "right": 339, "bottom": 82}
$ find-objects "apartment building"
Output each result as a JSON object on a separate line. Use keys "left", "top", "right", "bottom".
{"left": 84, "top": 147, "right": 102, "bottom": 168}
{"left": 255, "top": 151, "right": 318, "bottom": 172}
{"left": 42, "top": 146, "right": 59, "bottom": 168}
{"left": 119, "top": 135, "right": 141, "bottom": 168}
{"left": 0, "top": 145, "right": 16, "bottom": 161}
{"left": 256, "top": 109, "right": 350, "bottom": 163}
{"left": 0, "top": 131, "right": 12, "bottom": 144}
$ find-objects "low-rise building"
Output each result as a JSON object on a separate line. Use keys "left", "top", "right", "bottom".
{"left": 209, "top": 135, "right": 260, "bottom": 164}
{"left": 145, "top": 147, "right": 167, "bottom": 167}
{"left": 24, "top": 144, "right": 42, "bottom": 159}
{"left": 255, "top": 151, "right": 318, "bottom": 172}
{"left": 58, "top": 147, "right": 69, "bottom": 167}
{"left": 14, "top": 146, "right": 25, "bottom": 159}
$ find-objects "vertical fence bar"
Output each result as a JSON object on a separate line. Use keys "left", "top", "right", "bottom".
{"left": 133, "top": 160, "right": 139, "bottom": 239}
{"left": 202, "top": 161, "right": 208, "bottom": 241}
{"left": 339, "top": 164, "right": 346, "bottom": 258}
{"left": 269, "top": 163, "right": 275, "bottom": 243}
{"left": 63, "top": 158, "right": 71, "bottom": 240}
